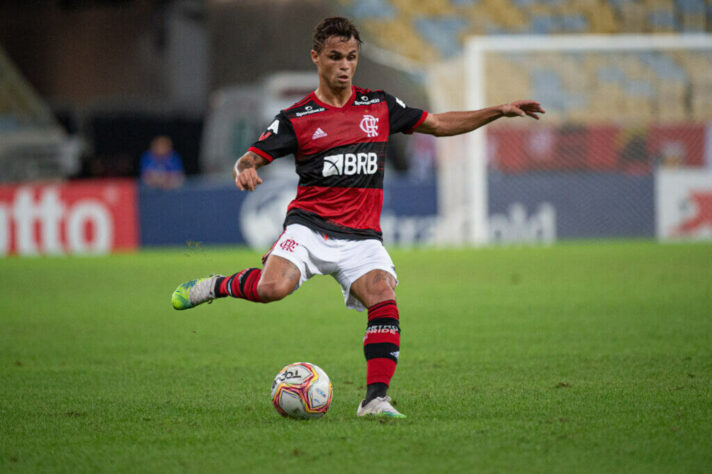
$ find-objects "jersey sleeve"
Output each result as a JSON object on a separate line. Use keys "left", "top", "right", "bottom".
{"left": 383, "top": 91, "right": 428, "bottom": 135}
{"left": 247, "top": 112, "right": 298, "bottom": 163}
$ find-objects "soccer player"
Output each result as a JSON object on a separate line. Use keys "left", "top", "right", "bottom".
{"left": 172, "top": 17, "right": 544, "bottom": 418}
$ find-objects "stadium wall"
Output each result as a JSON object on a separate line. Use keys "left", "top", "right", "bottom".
{"left": 2, "top": 170, "right": 712, "bottom": 256}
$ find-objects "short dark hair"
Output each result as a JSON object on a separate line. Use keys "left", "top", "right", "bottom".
{"left": 312, "top": 17, "right": 362, "bottom": 53}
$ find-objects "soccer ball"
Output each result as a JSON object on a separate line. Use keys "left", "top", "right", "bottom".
{"left": 271, "top": 362, "right": 333, "bottom": 419}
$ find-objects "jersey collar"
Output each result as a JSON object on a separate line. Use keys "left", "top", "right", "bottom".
{"left": 309, "top": 86, "right": 357, "bottom": 110}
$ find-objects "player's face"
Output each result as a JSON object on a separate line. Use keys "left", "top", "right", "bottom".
{"left": 311, "top": 35, "right": 359, "bottom": 91}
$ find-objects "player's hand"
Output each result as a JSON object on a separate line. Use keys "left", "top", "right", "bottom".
{"left": 500, "top": 100, "right": 545, "bottom": 120}
{"left": 234, "top": 167, "right": 263, "bottom": 191}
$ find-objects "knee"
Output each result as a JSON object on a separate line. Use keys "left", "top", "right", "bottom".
{"left": 256, "top": 279, "right": 293, "bottom": 302}
{"left": 364, "top": 280, "right": 397, "bottom": 308}
{"left": 351, "top": 270, "right": 397, "bottom": 308}
{"left": 372, "top": 286, "right": 396, "bottom": 305}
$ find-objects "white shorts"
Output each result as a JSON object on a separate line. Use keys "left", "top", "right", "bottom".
{"left": 264, "top": 224, "right": 397, "bottom": 311}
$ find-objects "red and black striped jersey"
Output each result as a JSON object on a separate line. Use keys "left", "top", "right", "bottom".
{"left": 248, "top": 85, "right": 428, "bottom": 241}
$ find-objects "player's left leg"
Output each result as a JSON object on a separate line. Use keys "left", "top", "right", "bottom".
{"left": 349, "top": 269, "right": 405, "bottom": 418}
{"left": 172, "top": 226, "right": 308, "bottom": 310}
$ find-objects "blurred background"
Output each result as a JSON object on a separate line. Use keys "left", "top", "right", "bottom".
{"left": 1, "top": 0, "right": 712, "bottom": 255}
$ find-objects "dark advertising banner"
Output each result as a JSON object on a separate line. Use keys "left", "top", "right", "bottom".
{"left": 488, "top": 172, "right": 655, "bottom": 242}
{"left": 138, "top": 177, "right": 439, "bottom": 248}
{"left": 139, "top": 180, "right": 248, "bottom": 246}
{"left": 139, "top": 173, "right": 655, "bottom": 248}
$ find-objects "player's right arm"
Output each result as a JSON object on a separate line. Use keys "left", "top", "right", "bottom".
{"left": 233, "top": 151, "right": 268, "bottom": 191}
{"left": 236, "top": 111, "right": 298, "bottom": 191}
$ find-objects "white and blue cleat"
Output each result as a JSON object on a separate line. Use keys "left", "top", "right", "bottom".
{"left": 357, "top": 396, "right": 406, "bottom": 418}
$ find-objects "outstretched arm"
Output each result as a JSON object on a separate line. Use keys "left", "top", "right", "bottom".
{"left": 416, "top": 100, "right": 545, "bottom": 137}
{"left": 233, "top": 151, "right": 269, "bottom": 191}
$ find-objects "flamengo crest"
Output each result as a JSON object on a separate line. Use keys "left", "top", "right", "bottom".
{"left": 360, "top": 115, "right": 379, "bottom": 138}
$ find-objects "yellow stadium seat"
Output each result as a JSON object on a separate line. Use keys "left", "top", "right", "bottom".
{"left": 584, "top": 2, "right": 619, "bottom": 34}
{"left": 363, "top": 18, "right": 440, "bottom": 63}
{"left": 388, "top": 0, "right": 455, "bottom": 17}
{"left": 483, "top": 0, "right": 528, "bottom": 30}
{"left": 619, "top": 2, "right": 647, "bottom": 32}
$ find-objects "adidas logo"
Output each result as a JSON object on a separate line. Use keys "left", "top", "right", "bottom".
{"left": 312, "top": 128, "right": 327, "bottom": 140}
{"left": 390, "top": 351, "right": 400, "bottom": 360}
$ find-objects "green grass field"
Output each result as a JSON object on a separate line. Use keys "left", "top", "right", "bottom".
{"left": 1, "top": 241, "right": 711, "bottom": 473}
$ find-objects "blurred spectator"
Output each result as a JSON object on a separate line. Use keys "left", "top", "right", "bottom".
{"left": 619, "top": 133, "right": 651, "bottom": 175}
{"left": 658, "top": 141, "right": 685, "bottom": 168}
{"left": 140, "top": 136, "right": 185, "bottom": 189}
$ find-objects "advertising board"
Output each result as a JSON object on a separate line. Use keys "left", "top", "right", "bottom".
{"left": 489, "top": 173, "right": 655, "bottom": 242}
{"left": 0, "top": 180, "right": 138, "bottom": 256}
{"left": 656, "top": 169, "right": 712, "bottom": 240}
{"left": 139, "top": 177, "right": 439, "bottom": 248}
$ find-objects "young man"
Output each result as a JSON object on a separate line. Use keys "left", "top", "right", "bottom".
{"left": 172, "top": 17, "right": 544, "bottom": 418}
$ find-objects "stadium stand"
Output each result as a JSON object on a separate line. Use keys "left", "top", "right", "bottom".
{"left": 346, "top": 0, "right": 712, "bottom": 53}
{"left": 348, "top": 0, "right": 712, "bottom": 49}
{"left": 0, "top": 44, "right": 74, "bottom": 182}
{"left": 481, "top": 48, "right": 712, "bottom": 124}
{"left": 341, "top": 0, "right": 712, "bottom": 124}
{"left": 0, "top": 48, "right": 55, "bottom": 132}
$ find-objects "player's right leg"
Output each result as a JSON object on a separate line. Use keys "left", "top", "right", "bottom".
{"left": 171, "top": 256, "right": 301, "bottom": 310}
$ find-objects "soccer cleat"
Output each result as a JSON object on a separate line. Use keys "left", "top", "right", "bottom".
{"left": 171, "top": 274, "right": 223, "bottom": 310}
{"left": 356, "top": 396, "right": 406, "bottom": 418}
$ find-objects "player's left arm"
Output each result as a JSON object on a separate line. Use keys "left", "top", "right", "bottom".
{"left": 415, "top": 100, "right": 545, "bottom": 137}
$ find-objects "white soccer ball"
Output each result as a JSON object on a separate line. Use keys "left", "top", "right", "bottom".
{"left": 270, "top": 362, "right": 333, "bottom": 419}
